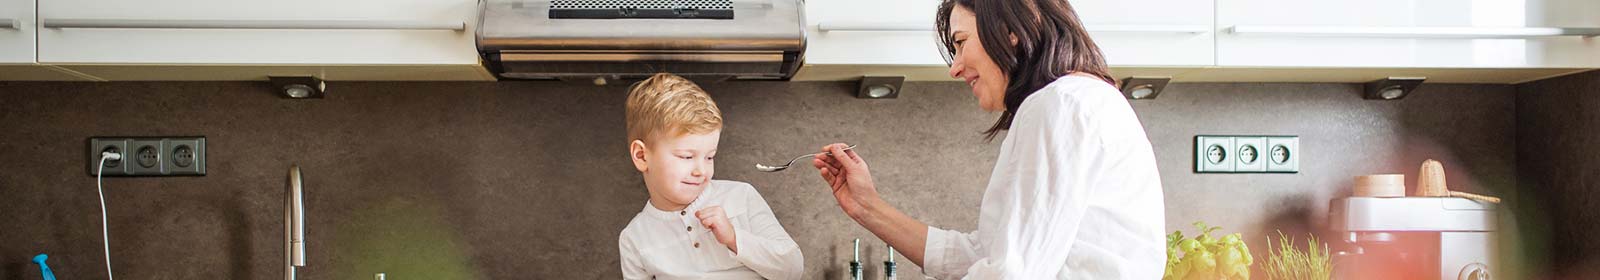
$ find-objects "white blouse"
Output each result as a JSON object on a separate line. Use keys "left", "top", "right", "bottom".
{"left": 923, "top": 75, "right": 1168, "bottom": 279}
{"left": 619, "top": 180, "right": 804, "bottom": 280}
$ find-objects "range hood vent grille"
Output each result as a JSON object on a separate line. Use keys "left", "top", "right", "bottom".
{"left": 550, "top": 0, "right": 734, "bottom": 19}
{"left": 493, "top": 58, "right": 789, "bottom": 80}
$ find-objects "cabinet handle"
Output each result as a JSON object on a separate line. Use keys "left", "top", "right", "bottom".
{"left": 817, "top": 21, "right": 1209, "bottom": 34}
{"left": 1230, "top": 25, "right": 1600, "bottom": 39}
{"left": 1087, "top": 25, "right": 1211, "bottom": 34}
{"left": 2, "top": 18, "right": 17, "bottom": 29}
{"left": 816, "top": 21, "right": 928, "bottom": 32}
{"left": 41, "top": 19, "right": 464, "bottom": 31}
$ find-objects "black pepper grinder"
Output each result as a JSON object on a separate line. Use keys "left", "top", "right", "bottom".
{"left": 885, "top": 245, "right": 898, "bottom": 280}
{"left": 850, "top": 238, "right": 863, "bottom": 280}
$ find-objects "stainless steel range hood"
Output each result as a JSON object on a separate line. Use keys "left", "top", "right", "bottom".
{"left": 477, "top": 0, "right": 806, "bottom": 81}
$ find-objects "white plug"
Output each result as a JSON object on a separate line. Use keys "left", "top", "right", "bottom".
{"left": 95, "top": 150, "right": 120, "bottom": 280}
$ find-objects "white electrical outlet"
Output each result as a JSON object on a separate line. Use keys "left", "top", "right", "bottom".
{"left": 1195, "top": 136, "right": 1234, "bottom": 173}
{"left": 1235, "top": 137, "right": 1267, "bottom": 172}
{"left": 1266, "top": 136, "right": 1300, "bottom": 173}
{"left": 1196, "top": 135, "right": 1299, "bottom": 174}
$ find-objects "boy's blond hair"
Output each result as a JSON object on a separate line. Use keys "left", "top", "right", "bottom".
{"left": 625, "top": 73, "right": 723, "bottom": 143}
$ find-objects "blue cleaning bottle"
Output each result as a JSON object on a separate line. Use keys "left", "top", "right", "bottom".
{"left": 32, "top": 254, "right": 57, "bottom": 280}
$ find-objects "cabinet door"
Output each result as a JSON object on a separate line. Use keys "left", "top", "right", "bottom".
{"left": 0, "top": 0, "right": 35, "bottom": 63}
{"left": 1521, "top": 0, "right": 1600, "bottom": 68}
{"left": 804, "top": 0, "right": 1215, "bottom": 67}
{"left": 1217, "top": 0, "right": 1600, "bottom": 68}
{"left": 1073, "top": 0, "right": 1215, "bottom": 66}
{"left": 37, "top": 0, "right": 479, "bottom": 65}
{"left": 805, "top": 0, "right": 947, "bottom": 66}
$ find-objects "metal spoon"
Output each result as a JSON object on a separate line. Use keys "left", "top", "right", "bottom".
{"left": 756, "top": 144, "right": 858, "bottom": 172}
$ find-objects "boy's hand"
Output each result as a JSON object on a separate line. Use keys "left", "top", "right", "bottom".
{"left": 697, "top": 206, "right": 738, "bottom": 254}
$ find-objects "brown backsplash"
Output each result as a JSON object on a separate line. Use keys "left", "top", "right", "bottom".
{"left": 1516, "top": 69, "right": 1600, "bottom": 279}
{"left": 0, "top": 79, "right": 1535, "bottom": 279}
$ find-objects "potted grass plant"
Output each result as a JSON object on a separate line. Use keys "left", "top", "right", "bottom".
{"left": 1262, "top": 231, "right": 1333, "bottom": 280}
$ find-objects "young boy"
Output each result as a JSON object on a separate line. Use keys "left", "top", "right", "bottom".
{"left": 618, "top": 73, "right": 803, "bottom": 280}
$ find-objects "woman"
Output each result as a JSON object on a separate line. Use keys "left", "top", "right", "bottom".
{"left": 811, "top": 0, "right": 1166, "bottom": 278}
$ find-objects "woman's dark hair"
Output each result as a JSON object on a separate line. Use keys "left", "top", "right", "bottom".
{"left": 936, "top": 0, "right": 1115, "bottom": 140}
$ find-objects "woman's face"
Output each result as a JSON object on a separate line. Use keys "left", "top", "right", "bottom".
{"left": 946, "top": 5, "right": 1009, "bottom": 112}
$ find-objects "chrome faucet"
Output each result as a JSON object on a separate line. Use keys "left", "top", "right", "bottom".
{"left": 885, "top": 245, "right": 897, "bottom": 280}
{"left": 849, "top": 238, "right": 862, "bottom": 280}
{"left": 286, "top": 166, "right": 306, "bottom": 280}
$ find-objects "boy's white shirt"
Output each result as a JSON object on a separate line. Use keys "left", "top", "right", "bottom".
{"left": 620, "top": 180, "right": 804, "bottom": 280}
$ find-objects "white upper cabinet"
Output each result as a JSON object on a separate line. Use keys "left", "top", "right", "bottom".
{"left": 1217, "top": 0, "right": 1600, "bottom": 68}
{"left": 804, "top": 0, "right": 1215, "bottom": 67}
{"left": 1071, "top": 0, "right": 1215, "bottom": 67}
{"left": 0, "top": 0, "right": 36, "bottom": 64}
{"left": 0, "top": 0, "right": 88, "bottom": 80}
{"left": 805, "top": 0, "right": 946, "bottom": 66}
{"left": 14, "top": 0, "right": 1598, "bottom": 82}
{"left": 36, "top": 0, "right": 490, "bottom": 80}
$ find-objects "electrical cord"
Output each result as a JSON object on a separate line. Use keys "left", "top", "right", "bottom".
{"left": 97, "top": 152, "right": 118, "bottom": 280}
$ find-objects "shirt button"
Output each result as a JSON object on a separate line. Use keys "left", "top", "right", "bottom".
{"left": 680, "top": 210, "right": 686, "bottom": 216}
{"left": 693, "top": 242, "right": 700, "bottom": 248}
{"left": 687, "top": 226, "right": 693, "bottom": 232}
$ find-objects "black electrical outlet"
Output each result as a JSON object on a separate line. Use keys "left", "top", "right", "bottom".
{"left": 162, "top": 138, "right": 206, "bottom": 175}
{"left": 88, "top": 138, "right": 129, "bottom": 176}
{"left": 172, "top": 146, "right": 195, "bottom": 167}
{"left": 89, "top": 136, "right": 206, "bottom": 177}
{"left": 129, "top": 140, "right": 162, "bottom": 174}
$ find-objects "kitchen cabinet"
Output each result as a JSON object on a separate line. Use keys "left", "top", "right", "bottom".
{"left": 1069, "top": 0, "right": 1215, "bottom": 67}
{"left": 803, "top": 0, "right": 945, "bottom": 67}
{"left": 35, "top": 0, "right": 493, "bottom": 81}
{"left": 0, "top": 0, "right": 34, "bottom": 64}
{"left": 800, "top": 0, "right": 1215, "bottom": 81}
{"left": 7, "top": 0, "right": 1597, "bottom": 83}
{"left": 0, "top": 0, "right": 90, "bottom": 80}
{"left": 1217, "top": 0, "right": 1600, "bottom": 69}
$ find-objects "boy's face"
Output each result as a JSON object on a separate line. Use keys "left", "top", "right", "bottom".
{"left": 631, "top": 129, "right": 720, "bottom": 210}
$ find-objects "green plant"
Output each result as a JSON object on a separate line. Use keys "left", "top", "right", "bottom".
{"left": 1165, "top": 221, "right": 1252, "bottom": 280}
{"left": 1262, "top": 231, "right": 1333, "bottom": 280}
